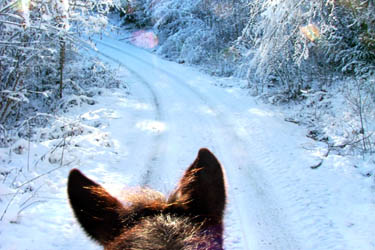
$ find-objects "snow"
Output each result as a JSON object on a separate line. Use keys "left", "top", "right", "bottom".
{"left": 1, "top": 31, "right": 375, "bottom": 250}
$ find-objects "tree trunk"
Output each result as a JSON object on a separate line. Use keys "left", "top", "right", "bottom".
{"left": 59, "top": 38, "right": 65, "bottom": 99}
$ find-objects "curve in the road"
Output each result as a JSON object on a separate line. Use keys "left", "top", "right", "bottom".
{"left": 92, "top": 37, "right": 303, "bottom": 250}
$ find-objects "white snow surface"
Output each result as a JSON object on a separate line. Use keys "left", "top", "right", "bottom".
{"left": 1, "top": 32, "right": 375, "bottom": 250}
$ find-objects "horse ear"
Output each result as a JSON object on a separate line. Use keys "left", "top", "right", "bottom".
{"left": 170, "top": 148, "right": 226, "bottom": 223}
{"left": 67, "top": 169, "right": 125, "bottom": 245}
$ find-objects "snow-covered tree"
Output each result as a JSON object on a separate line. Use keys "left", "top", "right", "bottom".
{"left": 323, "top": 0, "right": 375, "bottom": 78}
{"left": 118, "top": 0, "right": 249, "bottom": 75}
{"left": 237, "top": 0, "right": 374, "bottom": 101}
{"left": 0, "top": 0, "right": 112, "bottom": 129}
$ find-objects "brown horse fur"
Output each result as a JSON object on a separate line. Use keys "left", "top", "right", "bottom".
{"left": 68, "top": 148, "right": 227, "bottom": 250}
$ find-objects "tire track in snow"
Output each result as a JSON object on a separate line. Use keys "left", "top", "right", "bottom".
{"left": 83, "top": 44, "right": 166, "bottom": 186}
{"left": 93, "top": 37, "right": 301, "bottom": 250}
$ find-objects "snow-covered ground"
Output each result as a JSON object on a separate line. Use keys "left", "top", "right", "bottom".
{"left": 1, "top": 31, "right": 375, "bottom": 250}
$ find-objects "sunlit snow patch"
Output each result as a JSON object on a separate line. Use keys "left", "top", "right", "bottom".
{"left": 125, "top": 101, "right": 152, "bottom": 111}
{"left": 199, "top": 106, "right": 217, "bottom": 116}
{"left": 248, "top": 108, "right": 274, "bottom": 117}
{"left": 81, "top": 108, "right": 121, "bottom": 121}
{"left": 136, "top": 120, "right": 166, "bottom": 133}
{"left": 131, "top": 30, "right": 159, "bottom": 49}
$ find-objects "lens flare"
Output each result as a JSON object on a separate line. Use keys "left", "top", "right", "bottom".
{"left": 131, "top": 30, "right": 159, "bottom": 49}
{"left": 300, "top": 24, "right": 320, "bottom": 42}
{"left": 135, "top": 120, "right": 166, "bottom": 134}
{"left": 17, "top": 0, "right": 30, "bottom": 13}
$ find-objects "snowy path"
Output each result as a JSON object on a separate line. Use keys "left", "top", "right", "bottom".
{"left": 90, "top": 36, "right": 326, "bottom": 250}
{"left": 1, "top": 34, "right": 374, "bottom": 250}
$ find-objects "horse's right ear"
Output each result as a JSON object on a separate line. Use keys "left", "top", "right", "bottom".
{"left": 67, "top": 169, "right": 125, "bottom": 245}
{"left": 169, "top": 148, "right": 226, "bottom": 223}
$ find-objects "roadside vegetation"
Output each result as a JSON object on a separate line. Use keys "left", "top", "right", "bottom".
{"left": 0, "top": 0, "right": 122, "bottom": 147}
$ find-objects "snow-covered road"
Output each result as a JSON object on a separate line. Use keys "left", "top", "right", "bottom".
{"left": 1, "top": 34, "right": 374, "bottom": 250}
{"left": 94, "top": 36, "right": 301, "bottom": 249}
{"left": 89, "top": 36, "right": 330, "bottom": 250}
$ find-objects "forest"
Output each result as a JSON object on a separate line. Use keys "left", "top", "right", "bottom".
{"left": 1, "top": 0, "right": 374, "bottom": 156}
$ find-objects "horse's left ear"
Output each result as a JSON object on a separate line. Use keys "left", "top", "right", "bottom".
{"left": 67, "top": 169, "right": 125, "bottom": 245}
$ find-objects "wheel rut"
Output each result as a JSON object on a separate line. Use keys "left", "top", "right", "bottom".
{"left": 84, "top": 42, "right": 165, "bottom": 186}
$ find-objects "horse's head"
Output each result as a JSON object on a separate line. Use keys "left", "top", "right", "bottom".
{"left": 68, "top": 148, "right": 226, "bottom": 249}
